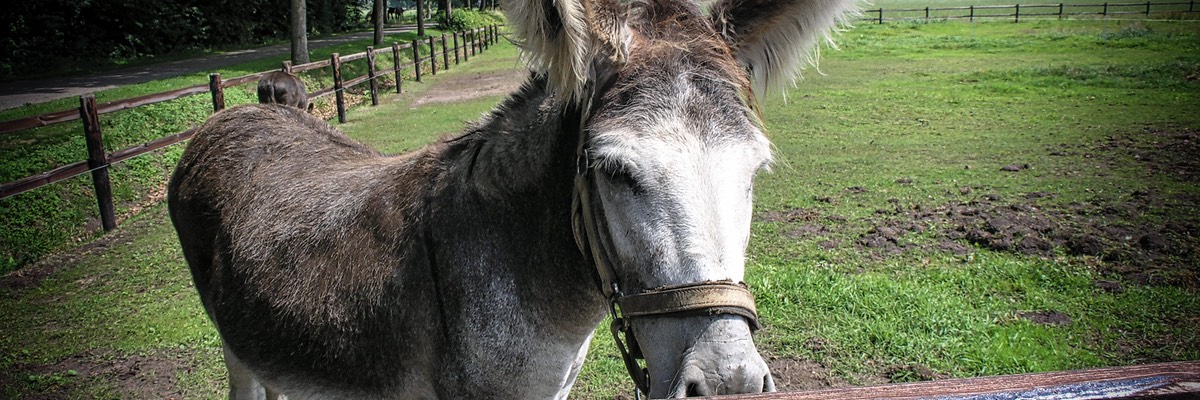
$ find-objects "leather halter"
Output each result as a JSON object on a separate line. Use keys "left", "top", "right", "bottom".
{"left": 568, "top": 76, "right": 762, "bottom": 396}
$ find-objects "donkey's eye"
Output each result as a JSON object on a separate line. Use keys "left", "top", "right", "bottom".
{"left": 604, "top": 168, "right": 645, "bottom": 196}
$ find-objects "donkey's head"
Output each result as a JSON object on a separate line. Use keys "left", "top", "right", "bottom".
{"left": 505, "top": 0, "right": 856, "bottom": 396}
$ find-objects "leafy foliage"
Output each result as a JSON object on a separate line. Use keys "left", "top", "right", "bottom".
{"left": 0, "top": 0, "right": 365, "bottom": 80}
{"left": 436, "top": 9, "right": 505, "bottom": 32}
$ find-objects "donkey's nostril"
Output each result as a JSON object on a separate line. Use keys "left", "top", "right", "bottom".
{"left": 685, "top": 382, "right": 708, "bottom": 397}
{"left": 763, "top": 373, "right": 777, "bottom": 392}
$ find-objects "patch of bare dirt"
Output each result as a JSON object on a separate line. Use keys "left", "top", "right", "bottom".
{"left": 411, "top": 69, "right": 527, "bottom": 108}
{"left": 0, "top": 349, "right": 197, "bottom": 399}
{"left": 883, "top": 363, "right": 949, "bottom": 383}
{"left": 754, "top": 129, "right": 1200, "bottom": 288}
{"left": 1017, "top": 310, "right": 1073, "bottom": 326}
{"left": 767, "top": 357, "right": 854, "bottom": 391}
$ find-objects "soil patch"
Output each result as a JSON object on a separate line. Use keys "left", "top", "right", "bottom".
{"left": 411, "top": 69, "right": 527, "bottom": 107}
{"left": 756, "top": 128, "right": 1200, "bottom": 288}
{"left": 767, "top": 357, "right": 852, "bottom": 391}
{"left": 0, "top": 349, "right": 197, "bottom": 399}
{"left": 864, "top": 192, "right": 1196, "bottom": 286}
{"left": 1017, "top": 310, "right": 1073, "bottom": 326}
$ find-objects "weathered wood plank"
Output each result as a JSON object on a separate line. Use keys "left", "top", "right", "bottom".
{"left": 720, "top": 361, "right": 1200, "bottom": 400}
{"left": 0, "top": 161, "right": 89, "bottom": 199}
{"left": 0, "top": 109, "right": 80, "bottom": 135}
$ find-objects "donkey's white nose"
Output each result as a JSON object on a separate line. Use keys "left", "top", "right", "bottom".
{"left": 670, "top": 351, "right": 773, "bottom": 397}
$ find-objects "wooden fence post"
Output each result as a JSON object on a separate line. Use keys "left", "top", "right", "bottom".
{"left": 1059, "top": 3, "right": 1065, "bottom": 18}
{"left": 878, "top": 9, "right": 884, "bottom": 23}
{"left": 331, "top": 53, "right": 347, "bottom": 123}
{"left": 208, "top": 73, "right": 225, "bottom": 112}
{"left": 1015, "top": 4, "right": 1021, "bottom": 22}
{"left": 393, "top": 42, "right": 403, "bottom": 94}
{"left": 471, "top": 30, "right": 478, "bottom": 56}
{"left": 441, "top": 33, "right": 450, "bottom": 69}
{"left": 367, "top": 46, "right": 380, "bottom": 106}
{"left": 453, "top": 33, "right": 460, "bottom": 65}
{"left": 80, "top": 95, "right": 116, "bottom": 232}
{"left": 925, "top": 6, "right": 930, "bottom": 19}
{"left": 1145, "top": 1, "right": 1151, "bottom": 14}
{"left": 462, "top": 32, "right": 470, "bottom": 62}
{"left": 428, "top": 36, "right": 438, "bottom": 75}
{"left": 1103, "top": 2, "right": 1108, "bottom": 16}
{"left": 412, "top": 39, "right": 423, "bottom": 82}
{"left": 969, "top": 5, "right": 975, "bottom": 21}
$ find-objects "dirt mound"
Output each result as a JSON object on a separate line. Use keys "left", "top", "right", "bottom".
{"left": 854, "top": 191, "right": 1198, "bottom": 286}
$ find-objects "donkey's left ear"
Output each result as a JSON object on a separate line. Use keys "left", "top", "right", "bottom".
{"left": 710, "top": 0, "right": 860, "bottom": 98}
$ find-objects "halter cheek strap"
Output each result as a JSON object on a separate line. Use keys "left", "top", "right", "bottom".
{"left": 568, "top": 75, "right": 763, "bottom": 397}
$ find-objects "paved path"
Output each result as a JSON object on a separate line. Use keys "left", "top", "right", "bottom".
{"left": 0, "top": 26, "right": 419, "bottom": 112}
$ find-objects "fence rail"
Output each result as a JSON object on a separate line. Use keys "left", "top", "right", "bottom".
{"left": 0, "top": 25, "right": 502, "bottom": 232}
{"left": 732, "top": 361, "right": 1200, "bottom": 399}
{"left": 862, "top": 0, "right": 1197, "bottom": 22}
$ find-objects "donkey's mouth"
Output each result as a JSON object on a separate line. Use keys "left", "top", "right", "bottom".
{"left": 634, "top": 314, "right": 773, "bottom": 398}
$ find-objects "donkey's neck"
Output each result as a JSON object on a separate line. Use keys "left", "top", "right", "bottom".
{"left": 423, "top": 76, "right": 606, "bottom": 397}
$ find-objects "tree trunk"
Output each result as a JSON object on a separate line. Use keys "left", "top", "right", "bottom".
{"left": 416, "top": 0, "right": 426, "bottom": 36}
{"left": 290, "top": 0, "right": 309, "bottom": 64}
{"left": 373, "top": 0, "right": 385, "bottom": 46}
{"left": 438, "top": 0, "right": 452, "bottom": 20}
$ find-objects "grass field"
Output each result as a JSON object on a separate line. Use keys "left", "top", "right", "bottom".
{"left": 1, "top": 18, "right": 1198, "bottom": 399}
{"left": 0, "top": 27, "right": 464, "bottom": 274}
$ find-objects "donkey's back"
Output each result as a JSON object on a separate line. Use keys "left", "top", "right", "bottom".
{"left": 168, "top": 104, "right": 444, "bottom": 398}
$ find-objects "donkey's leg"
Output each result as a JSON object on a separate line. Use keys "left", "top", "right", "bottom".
{"left": 555, "top": 330, "right": 596, "bottom": 400}
{"left": 264, "top": 387, "right": 287, "bottom": 400}
{"left": 223, "top": 344, "right": 267, "bottom": 400}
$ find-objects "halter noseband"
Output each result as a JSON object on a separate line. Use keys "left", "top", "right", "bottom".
{"left": 568, "top": 76, "right": 762, "bottom": 397}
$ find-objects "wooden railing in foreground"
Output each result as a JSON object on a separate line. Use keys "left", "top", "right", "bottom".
{"left": 720, "top": 361, "right": 1200, "bottom": 399}
{"left": 0, "top": 25, "right": 501, "bottom": 232}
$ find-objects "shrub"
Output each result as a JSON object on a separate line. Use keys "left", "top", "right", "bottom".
{"left": 436, "top": 9, "right": 505, "bottom": 32}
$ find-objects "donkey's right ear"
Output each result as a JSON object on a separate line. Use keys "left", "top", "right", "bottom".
{"left": 501, "top": 0, "right": 590, "bottom": 99}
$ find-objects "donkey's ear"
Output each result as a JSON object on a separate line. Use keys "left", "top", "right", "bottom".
{"left": 502, "top": 0, "right": 629, "bottom": 99}
{"left": 710, "top": 0, "right": 860, "bottom": 98}
{"left": 501, "top": 0, "right": 590, "bottom": 98}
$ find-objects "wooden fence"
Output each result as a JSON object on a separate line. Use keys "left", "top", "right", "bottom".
{"left": 726, "top": 361, "right": 1200, "bottom": 399}
{"left": 0, "top": 25, "right": 501, "bottom": 232}
{"left": 862, "top": 0, "right": 1197, "bottom": 23}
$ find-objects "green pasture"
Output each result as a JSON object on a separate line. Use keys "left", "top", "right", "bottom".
{"left": 0, "top": 26, "right": 484, "bottom": 273}
{"left": 2, "top": 18, "right": 1198, "bottom": 399}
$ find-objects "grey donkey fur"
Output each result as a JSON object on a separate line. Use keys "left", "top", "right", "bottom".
{"left": 168, "top": 0, "right": 857, "bottom": 397}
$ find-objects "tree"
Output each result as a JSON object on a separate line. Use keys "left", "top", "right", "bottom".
{"left": 373, "top": 0, "right": 385, "bottom": 46}
{"left": 290, "top": 0, "right": 309, "bottom": 64}
{"left": 438, "top": 0, "right": 452, "bottom": 18}
{"left": 416, "top": 0, "right": 425, "bottom": 37}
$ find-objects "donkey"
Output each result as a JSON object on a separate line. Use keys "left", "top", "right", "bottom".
{"left": 257, "top": 71, "right": 309, "bottom": 110}
{"left": 168, "top": 0, "right": 857, "bottom": 398}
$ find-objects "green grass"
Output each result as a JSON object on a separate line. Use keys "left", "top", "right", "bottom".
{"left": 2, "top": 19, "right": 1198, "bottom": 399}
{"left": 0, "top": 26, "right": 490, "bottom": 273}
{"left": 865, "top": 0, "right": 1200, "bottom": 21}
